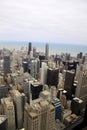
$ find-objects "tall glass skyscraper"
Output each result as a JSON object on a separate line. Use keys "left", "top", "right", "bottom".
{"left": 45, "top": 43, "right": 49, "bottom": 60}
{"left": 28, "top": 42, "right": 32, "bottom": 55}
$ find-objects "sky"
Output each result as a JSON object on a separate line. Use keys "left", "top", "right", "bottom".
{"left": 0, "top": 0, "right": 87, "bottom": 45}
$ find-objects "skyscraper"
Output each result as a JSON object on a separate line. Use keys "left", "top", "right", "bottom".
{"left": 24, "top": 103, "right": 41, "bottom": 130}
{"left": 2, "top": 97, "right": 15, "bottom": 130}
{"left": 39, "top": 55, "right": 46, "bottom": 67}
{"left": 31, "top": 80, "right": 43, "bottom": 100}
{"left": 45, "top": 43, "right": 49, "bottom": 60}
{"left": 64, "top": 70, "right": 75, "bottom": 99}
{"left": 52, "top": 98, "right": 61, "bottom": 120}
{"left": 40, "top": 62, "right": 48, "bottom": 85}
{"left": 84, "top": 54, "right": 87, "bottom": 63}
{"left": 75, "top": 70, "right": 87, "bottom": 108}
{"left": 28, "top": 42, "right": 32, "bottom": 55}
{"left": 47, "top": 68, "right": 59, "bottom": 88}
{"left": 71, "top": 97, "right": 83, "bottom": 116}
{"left": 30, "top": 59, "right": 40, "bottom": 79}
{"left": 11, "top": 90, "right": 25, "bottom": 129}
{"left": 3, "top": 55, "right": 10, "bottom": 76}
{"left": 33, "top": 47, "right": 36, "bottom": 57}
{"left": 24, "top": 100, "right": 55, "bottom": 130}
{"left": 77, "top": 52, "right": 83, "bottom": 59}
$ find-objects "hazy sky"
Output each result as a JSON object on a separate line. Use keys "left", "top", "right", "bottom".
{"left": 0, "top": 0, "right": 87, "bottom": 44}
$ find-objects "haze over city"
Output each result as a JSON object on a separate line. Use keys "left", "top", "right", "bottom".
{"left": 0, "top": 0, "right": 87, "bottom": 45}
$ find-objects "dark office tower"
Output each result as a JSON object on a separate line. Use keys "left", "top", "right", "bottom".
{"left": 45, "top": 43, "right": 49, "bottom": 60}
{"left": 39, "top": 55, "right": 45, "bottom": 67}
{"left": 31, "top": 81, "right": 43, "bottom": 100}
{"left": 79, "top": 52, "right": 83, "bottom": 59}
{"left": 47, "top": 68, "right": 59, "bottom": 87}
{"left": 66, "top": 53, "right": 71, "bottom": 60}
{"left": 71, "top": 97, "right": 83, "bottom": 116}
{"left": 22, "top": 61, "right": 28, "bottom": 73}
{"left": 67, "top": 61, "right": 79, "bottom": 71}
{"left": 0, "top": 115, "right": 7, "bottom": 130}
{"left": 64, "top": 71, "right": 75, "bottom": 99}
{"left": 28, "top": 42, "right": 32, "bottom": 55}
{"left": 77, "top": 52, "right": 83, "bottom": 59}
{"left": 3, "top": 55, "right": 10, "bottom": 76}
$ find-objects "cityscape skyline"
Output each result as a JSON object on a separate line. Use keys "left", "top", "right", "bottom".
{"left": 0, "top": 41, "right": 87, "bottom": 57}
{"left": 0, "top": 0, "right": 87, "bottom": 45}
{"left": 0, "top": 41, "right": 87, "bottom": 130}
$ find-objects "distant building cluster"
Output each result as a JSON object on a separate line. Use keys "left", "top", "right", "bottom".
{"left": 0, "top": 43, "right": 87, "bottom": 130}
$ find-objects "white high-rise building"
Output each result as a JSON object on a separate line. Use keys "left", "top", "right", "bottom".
{"left": 40, "top": 62, "right": 48, "bottom": 85}
{"left": 30, "top": 59, "right": 40, "bottom": 79}
{"left": 50, "top": 86, "right": 57, "bottom": 99}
